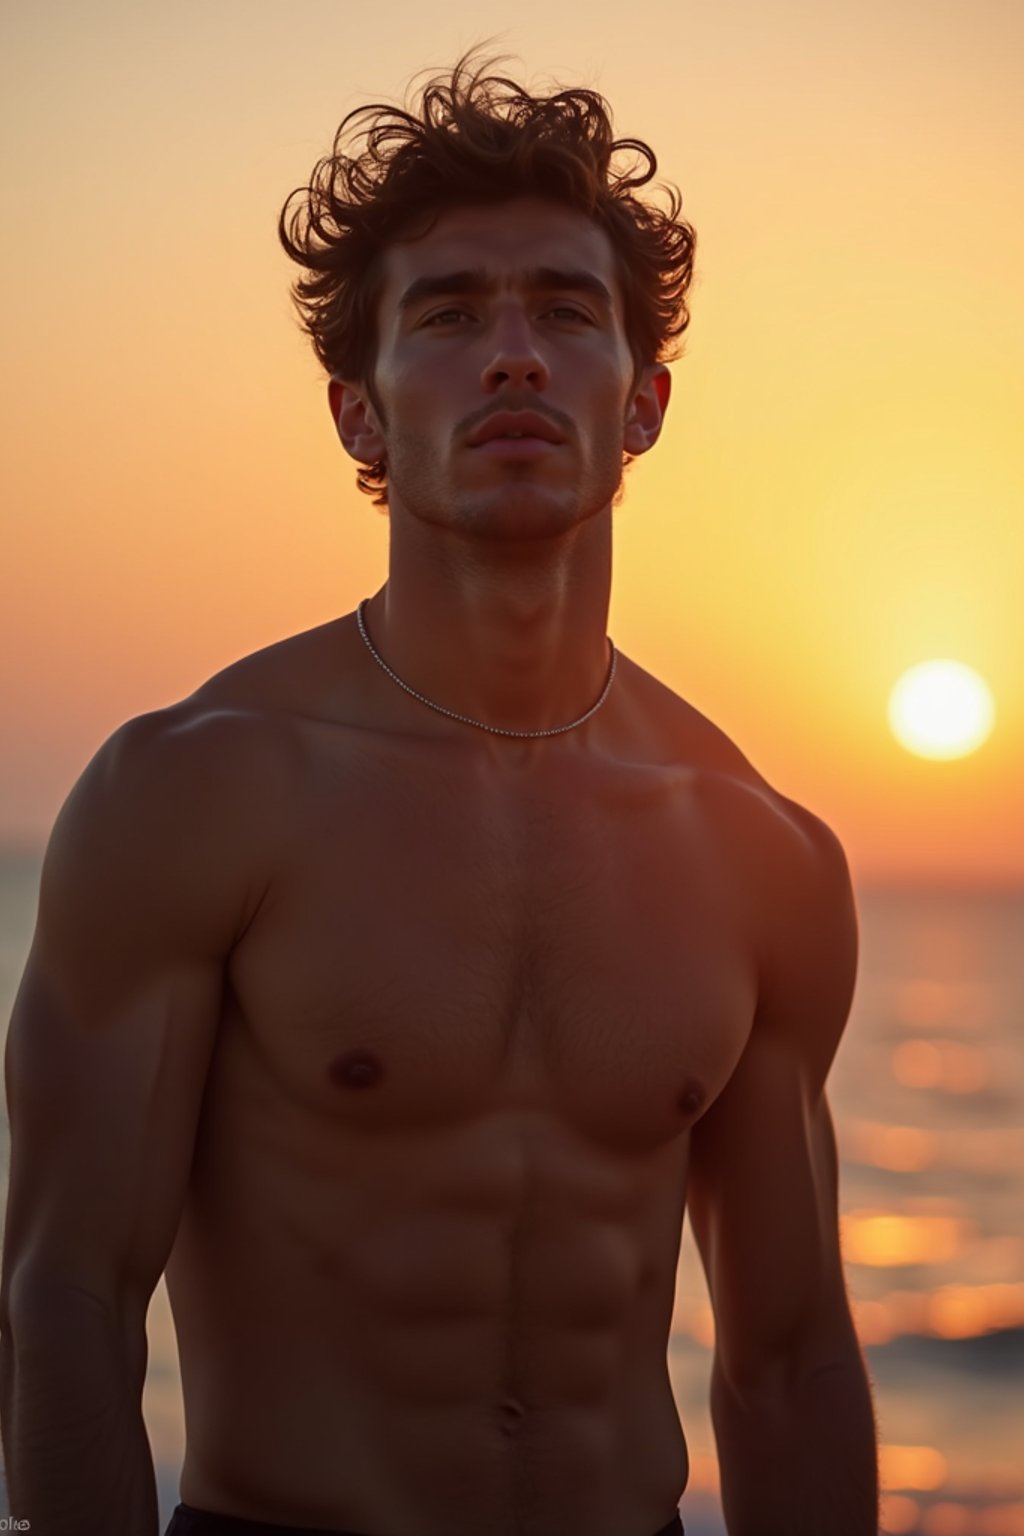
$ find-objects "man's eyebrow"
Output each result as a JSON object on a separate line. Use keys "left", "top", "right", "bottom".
{"left": 396, "top": 266, "right": 614, "bottom": 315}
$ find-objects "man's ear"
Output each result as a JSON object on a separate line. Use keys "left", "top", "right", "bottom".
{"left": 328, "top": 376, "right": 386, "bottom": 466}
{"left": 622, "top": 363, "right": 671, "bottom": 458}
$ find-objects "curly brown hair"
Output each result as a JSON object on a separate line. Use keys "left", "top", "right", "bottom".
{"left": 278, "top": 42, "right": 697, "bottom": 510}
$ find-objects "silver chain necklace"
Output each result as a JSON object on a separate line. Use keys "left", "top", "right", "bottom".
{"left": 356, "top": 597, "right": 617, "bottom": 739}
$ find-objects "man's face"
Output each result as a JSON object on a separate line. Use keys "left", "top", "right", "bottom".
{"left": 329, "top": 196, "right": 670, "bottom": 540}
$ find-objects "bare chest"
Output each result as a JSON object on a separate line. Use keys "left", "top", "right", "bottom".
{"left": 222, "top": 735, "right": 760, "bottom": 1155}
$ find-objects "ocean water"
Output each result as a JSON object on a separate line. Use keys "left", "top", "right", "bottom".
{"left": 0, "top": 847, "right": 1021, "bottom": 1536}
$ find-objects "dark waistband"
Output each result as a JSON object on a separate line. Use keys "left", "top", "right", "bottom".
{"left": 165, "top": 1501, "right": 684, "bottom": 1536}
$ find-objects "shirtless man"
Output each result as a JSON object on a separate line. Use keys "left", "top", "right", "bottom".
{"left": 0, "top": 48, "right": 878, "bottom": 1536}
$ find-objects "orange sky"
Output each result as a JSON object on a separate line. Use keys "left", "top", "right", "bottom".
{"left": 2, "top": 1, "right": 1022, "bottom": 883}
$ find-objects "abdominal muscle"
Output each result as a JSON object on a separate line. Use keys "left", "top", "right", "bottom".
{"left": 164, "top": 1018, "right": 692, "bottom": 1536}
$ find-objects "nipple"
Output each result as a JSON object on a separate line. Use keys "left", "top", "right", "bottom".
{"left": 328, "top": 1050, "right": 384, "bottom": 1090}
{"left": 677, "top": 1079, "right": 706, "bottom": 1118}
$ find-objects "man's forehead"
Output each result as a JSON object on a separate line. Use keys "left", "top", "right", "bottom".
{"left": 380, "top": 199, "right": 618, "bottom": 307}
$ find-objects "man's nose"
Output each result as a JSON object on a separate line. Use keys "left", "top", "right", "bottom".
{"left": 480, "top": 308, "right": 551, "bottom": 384}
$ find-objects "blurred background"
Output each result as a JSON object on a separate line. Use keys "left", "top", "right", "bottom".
{"left": 2, "top": 2, "right": 1022, "bottom": 1532}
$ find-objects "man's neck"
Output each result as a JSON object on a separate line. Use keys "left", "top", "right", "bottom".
{"left": 367, "top": 526, "right": 615, "bottom": 741}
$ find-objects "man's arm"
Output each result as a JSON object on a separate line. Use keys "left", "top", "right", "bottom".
{"left": 0, "top": 707, "right": 263, "bottom": 1535}
{"left": 686, "top": 798, "right": 878, "bottom": 1536}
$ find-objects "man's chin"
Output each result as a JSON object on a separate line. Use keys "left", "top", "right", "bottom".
{"left": 387, "top": 478, "right": 614, "bottom": 537}
{"left": 458, "top": 494, "right": 607, "bottom": 541}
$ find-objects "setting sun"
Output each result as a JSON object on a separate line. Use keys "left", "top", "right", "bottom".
{"left": 887, "top": 660, "right": 996, "bottom": 761}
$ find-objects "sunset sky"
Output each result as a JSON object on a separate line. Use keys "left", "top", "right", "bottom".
{"left": 2, "top": 0, "right": 1022, "bottom": 884}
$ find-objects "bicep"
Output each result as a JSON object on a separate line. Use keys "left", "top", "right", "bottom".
{"left": 686, "top": 811, "right": 859, "bottom": 1396}
{"left": 1, "top": 711, "right": 250, "bottom": 1323}
{"left": 687, "top": 1033, "right": 846, "bottom": 1395}
{"left": 3, "top": 943, "right": 224, "bottom": 1319}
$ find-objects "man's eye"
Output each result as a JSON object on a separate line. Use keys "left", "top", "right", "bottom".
{"left": 423, "top": 306, "right": 591, "bottom": 326}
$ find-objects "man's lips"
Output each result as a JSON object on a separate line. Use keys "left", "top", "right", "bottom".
{"left": 473, "top": 436, "right": 561, "bottom": 455}
{"left": 468, "top": 410, "right": 565, "bottom": 446}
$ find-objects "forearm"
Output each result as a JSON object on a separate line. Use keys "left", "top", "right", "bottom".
{"left": 0, "top": 1283, "right": 158, "bottom": 1536}
{"left": 710, "top": 1345, "right": 879, "bottom": 1536}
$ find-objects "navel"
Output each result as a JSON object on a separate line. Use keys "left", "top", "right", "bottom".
{"left": 328, "top": 1050, "right": 384, "bottom": 1090}
{"left": 496, "top": 1397, "right": 528, "bottom": 1436}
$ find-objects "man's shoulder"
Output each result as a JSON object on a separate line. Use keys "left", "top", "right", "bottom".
{"left": 642, "top": 670, "right": 856, "bottom": 1046}
{"left": 640, "top": 670, "right": 855, "bottom": 1032}
{"left": 628, "top": 656, "right": 773, "bottom": 797}
{"left": 185, "top": 615, "right": 351, "bottom": 718}
{"left": 112, "top": 621, "right": 343, "bottom": 800}
{"left": 632, "top": 658, "right": 846, "bottom": 876}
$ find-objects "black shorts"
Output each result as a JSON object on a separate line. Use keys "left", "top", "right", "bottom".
{"left": 164, "top": 1502, "right": 685, "bottom": 1536}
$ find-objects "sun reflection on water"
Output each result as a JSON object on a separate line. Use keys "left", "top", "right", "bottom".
{"left": 880, "top": 1492, "right": 921, "bottom": 1533}
{"left": 890, "top": 979, "right": 997, "bottom": 1032}
{"left": 845, "top": 1119, "right": 1024, "bottom": 1175}
{"left": 842, "top": 1209, "right": 967, "bottom": 1266}
{"left": 881, "top": 1444, "right": 949, "bottom": 1490}
{"left": 891, "top": 1038, "right": 990, "bottom": 1092}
